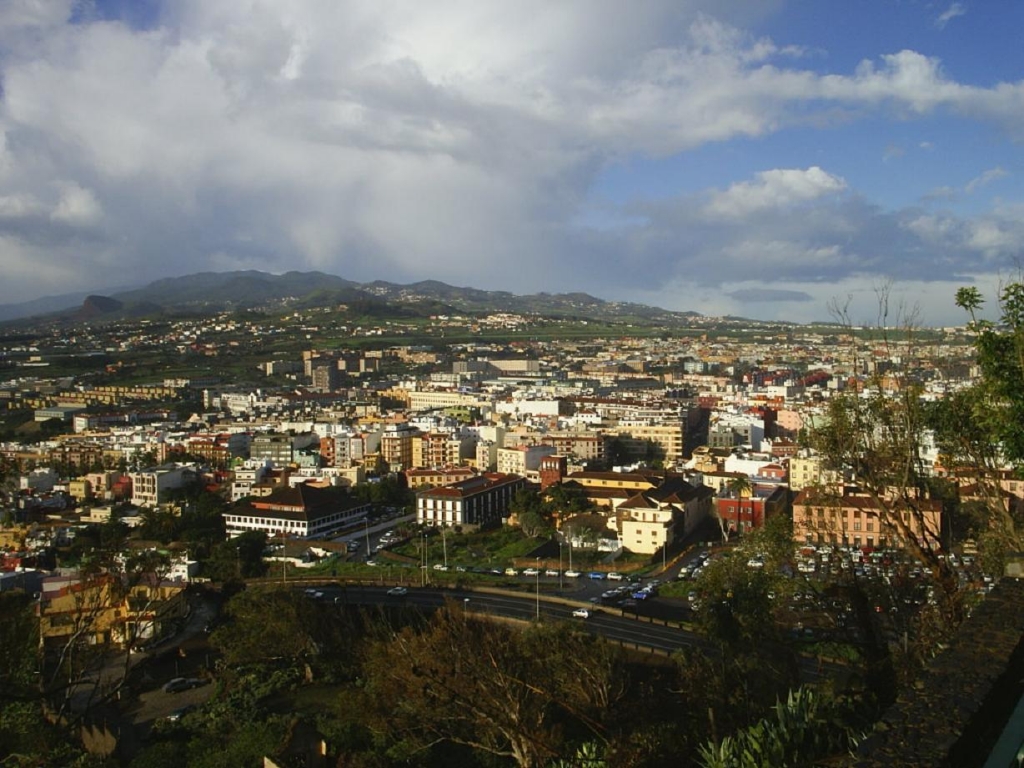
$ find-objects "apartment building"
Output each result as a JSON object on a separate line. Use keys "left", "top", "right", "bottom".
{"left": 496, "top": 444, "right": 557, "bottom": 476}
{"left": 379, "top": 423, "right": 420, "bottom": 472}
{"left": 792, "top": 488, "right": 942, "bottom": 550}
{"left": 129, "top": 464, "right": 197, "bottom": 508}
{"left": 416, "top": 473, "right": 525, "bottom": 530}
{"left": 404, "top": 466, "right": 477, "bottom": 489}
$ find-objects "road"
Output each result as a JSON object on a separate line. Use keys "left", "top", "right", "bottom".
{"left": 311, "top": 583, "right": 848, "bottom": 683}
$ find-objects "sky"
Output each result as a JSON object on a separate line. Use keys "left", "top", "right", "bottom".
{"left": 1, "top": 0, "right": 1023, "bottom": 326}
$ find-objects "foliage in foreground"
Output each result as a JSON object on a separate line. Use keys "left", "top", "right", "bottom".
{"left": 698, "top": 688, "right": 864, "bottom": 768}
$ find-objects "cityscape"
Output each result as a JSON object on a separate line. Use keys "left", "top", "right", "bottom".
{"left": 3, "top": 1, "right": 1024, "bottom": 766}
{"left": 1, "top": 271, "right": 1022, "bottom": 766}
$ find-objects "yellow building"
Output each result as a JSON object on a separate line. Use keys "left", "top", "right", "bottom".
{"left": 38, "top": 575, "right": 188, "bottom": 650}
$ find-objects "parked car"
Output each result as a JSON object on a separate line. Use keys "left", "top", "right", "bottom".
{"left": 387, "top": 586, "right": 408, "bottom": 596}
{"left": 588, "top": 571, "right": 606, "bottom": 581}
{"left": 606, "top": 572, "right": 624, "bottom": 581}
{"left": 165, "top": 705, "right": 194, "bottom": 722}
{"left": 164, "top": 677, "right": 203, "bottom": 694}
{"left": 564, "top": 570, "right": 581, "bottom": 578}
{"left": 571, "top": 608, "right": 591, "bottom": 619}
{"left": 522, "top": 567, "right": 540, "bottom": 576}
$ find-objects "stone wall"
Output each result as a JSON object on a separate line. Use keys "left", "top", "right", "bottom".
{"left": 851, "top": 577, "right": 1024, "bottom": 767}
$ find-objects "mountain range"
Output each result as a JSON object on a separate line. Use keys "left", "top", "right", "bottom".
{"left": 0, "top": 271, "right": 707, "bottom": 328}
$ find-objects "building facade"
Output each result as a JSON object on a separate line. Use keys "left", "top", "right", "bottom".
{"left": 416, "top": 473, "right": 525, "bottom": 530}
{"left": 223, "top": 483, "right": 371, "bottom": 539}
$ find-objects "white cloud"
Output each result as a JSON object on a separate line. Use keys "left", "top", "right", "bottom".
{"left": 965, "top": 166, "right": 1008, "bottom": 194}
{"left": 51, "top": 182, "right": 103, "bottom": 226}
{"left": 704, "top": 167, "right": 846, "bottom": 218}
{"left": 0, "top": 0, "right": 75, "bottom": 33}
{"left": 935, "top": 3, "right": 967, "bottom": 29}
{"left": 0, "top": 192, "right": 45, "bottom": 219}
{"left": 0, "top": 2, "right": 1021, "bottom": 319}
{"left": 922, "top": 186, "right": 956, "bottom": 202}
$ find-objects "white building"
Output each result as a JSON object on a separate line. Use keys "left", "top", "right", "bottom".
{"left": 129, "top": 464, "right": 198, "bottom": 508}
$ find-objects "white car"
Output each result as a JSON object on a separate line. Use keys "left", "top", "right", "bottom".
{"left": 571, "top": 608, "right": 590, "bottom": 619}
{"left": 564, "top": 570, "right": 581, "bottom": 578}
{"left": 387, "top": 587, "right": 408, "bottom": 596}
{"left": 522, "top": 567, "right": 540, "bottom": 576}
{"left": 606, "top": 572, "right": 624, "bottom": 581}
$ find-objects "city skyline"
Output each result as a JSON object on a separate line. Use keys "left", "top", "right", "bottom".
{"left": 1, "top": 0, "right": 1023, "bottom": 326}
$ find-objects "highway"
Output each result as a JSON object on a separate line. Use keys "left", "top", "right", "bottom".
{"left": 306, "top": 583, "right": 849, "bottom": 683}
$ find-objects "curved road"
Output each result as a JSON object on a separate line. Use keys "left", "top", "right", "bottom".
{"left": 310, "top": 583, "right": 849, "bottom": 683}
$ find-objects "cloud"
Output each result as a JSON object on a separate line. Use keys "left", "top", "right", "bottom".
{"left": 922, "top": 186, "right": 956, "bottom": 202}
{"left": 935, "top": 3, "right": 966, "bottom": 29}
{"left": 51, "top": 182, "right": 103, "bottom": 226}
{"left": 964, "top": 166, "right": 1008, "bottom": 194}
{"left": 0, "top": 2, "right": 1020, "bottom": 325}
{"left": 883, "top": 144, "right": 905, "bottom": 162}
{"left": 726, "top": 289, "right": 813, "bottom": 303}
{"left": 704, "top": 167, "right": 847, "bottom": 218}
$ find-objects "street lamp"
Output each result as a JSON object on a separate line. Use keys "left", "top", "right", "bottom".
{"left": 535, "top": 557, "right": 540, "bottom": 621}
{"left": 364, "top": 517, "right": 371, "bottom": 556}
{"left": 558, "top": 541, "right": 563, "bottom": 593}
{"left": 422, "top": 532, "right": 429, "bottom": 587}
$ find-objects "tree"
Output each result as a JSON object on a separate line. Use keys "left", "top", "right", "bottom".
{"left": 940, "top": 281, "right": 1024, "bottom": 569}
{"left": 509, "top": 488, "right": 551, "bottom": 537}
{"left": 809, "top": 291, "right": 962, "bottom": 625}
{"left": 210, "top": 586, "right": 321, "bottom": 666}
{"left": 362, "top": 606, "right": 622, "bottom": 768}
{"left": 204, "top": 530, "right": 267, "bottom": 582}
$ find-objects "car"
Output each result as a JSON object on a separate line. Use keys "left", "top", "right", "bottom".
{"left": 545, "top": 568, "right": 560, "bottom": 577}
{"left": 164, "top": 677, "right": 203, "bottom": 694}
{"left": 571, "top": 608, "right": 591, "bottom": 619}
{"left": 387, "top": 586, "right": 408, "bottom": 596}
{"left": 606, "top": 572, "right": 624, "bottom": 581}
{"left": 564, "top": 570, "right": 581, "bottom": 578}
{"left": 522, "top": 567, "right": 540, "bottom": 576}
{"left": 165, "top": 705, "right": 194, "bottom": 722}
{"left": 505, "top": 567, "right": 519, "bottom": 577}
{"left": 588, "top": 571, "right": 606, "bottom": 580}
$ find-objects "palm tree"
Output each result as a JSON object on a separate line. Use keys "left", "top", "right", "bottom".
{"left": 727, "top": 474, "right": 752, "bottom": 499}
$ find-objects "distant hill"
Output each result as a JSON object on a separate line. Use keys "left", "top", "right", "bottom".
{"left": 0, "top": 270, "right": 704, "bottom": 328}
{"left": 77, "top": 295, "right": 123, "bottom": 319}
